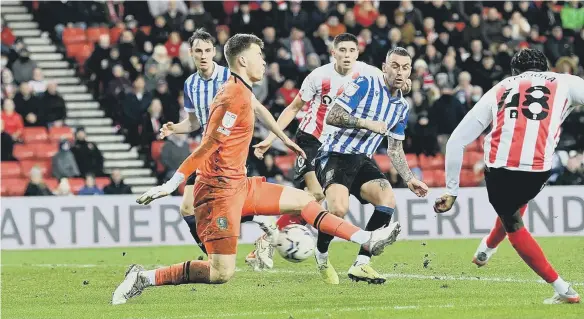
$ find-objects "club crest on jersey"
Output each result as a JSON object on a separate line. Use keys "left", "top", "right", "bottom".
{"left": 216, "top": 217, "right": 228, "bottom": 230}
{"left": 222, "top": 111, "right": 237, "bottom": 128}
{"left": 343, "top": 82, "right": 359, "bottom": 97}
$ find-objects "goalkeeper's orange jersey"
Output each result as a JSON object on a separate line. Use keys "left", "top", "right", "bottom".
{"left": 188, "top": 72, "right": 255, "bottom": 189}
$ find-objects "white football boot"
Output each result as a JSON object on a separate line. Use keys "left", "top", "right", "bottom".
{"left": 472, "top": 236, "right": 498, "bottom": 267}
{"left": 544, "top": 286, "right": 581, "bottom": 304}
{"left": 361, "top": 222, "right": 401, "bottom": 256}
{"left": 111, "top": 264, "right": 149, "bottom": 305}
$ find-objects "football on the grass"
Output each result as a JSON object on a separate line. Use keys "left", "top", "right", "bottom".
{"left": 276, "top": 225, "right": 315, "bottom": 263}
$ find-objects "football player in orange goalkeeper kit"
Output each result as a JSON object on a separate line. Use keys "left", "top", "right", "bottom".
{"left": 111, "top": 34, "right": 401, "bottom": 305}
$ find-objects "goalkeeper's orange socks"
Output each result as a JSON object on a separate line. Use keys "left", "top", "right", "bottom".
{"left": 300, "top": 201, "right": 369, "bottom": 244}
{"left": 143, "top": 261, "right": 211, "bottom": 286}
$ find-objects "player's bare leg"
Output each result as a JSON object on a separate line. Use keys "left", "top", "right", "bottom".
{"left": 312, "top": 184, "right": 350, "bottom": 284}
{"left": 346, "top": 179, "right": 397, "bottom": 284}
{"left": 473, "top": 204, "right": 528, "bottom": 267}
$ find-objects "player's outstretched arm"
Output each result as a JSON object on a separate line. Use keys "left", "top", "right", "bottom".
{"left": 387, "top": 137, "right": 428, "bottom": 197}
{"left": 159, "top": 113, "right": 201, "bottom": 139}
{"left": 252, "top": 97, "right": 306, "bottom": 159}
{"left": 326, "top": 104, "right": 387, "bottom": 134}
{"left": 253, "top": 95, "right": 305, "bottom": 159}
{"left": 435, "top": 88, "right": 493, "bottom": 213}
{"left": 136, "top": 138, "right": 219, "bottom": 205}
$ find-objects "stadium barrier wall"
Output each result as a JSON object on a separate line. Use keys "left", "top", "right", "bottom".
{"left": 1, "top": 186, "right": 583, "bottom": 250}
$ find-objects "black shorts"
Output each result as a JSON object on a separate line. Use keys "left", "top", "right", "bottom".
{"left": 185, "top": 172, "right": 197, "bottom": 186}
{"left": 292, "top": 130, "right": 322, "bottom": 189}
{"left": 485, "top": 167, "right": 550, "bottom": 217}
{"left": 315, "top": 152, "right": 386, "bottom": 204}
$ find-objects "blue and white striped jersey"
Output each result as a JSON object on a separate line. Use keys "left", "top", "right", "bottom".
{"left": 183, "top": 62, "right": 230, "bottom": 131}
{"left": 320, "top": 70, "right": 410, "bottom": 157}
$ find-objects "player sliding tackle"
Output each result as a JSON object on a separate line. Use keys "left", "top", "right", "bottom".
{"left": 434, "top": 48, "right": 581, "bottom": 304}
{"left": 112, "top": 34, "right": 402, "bottom": 305}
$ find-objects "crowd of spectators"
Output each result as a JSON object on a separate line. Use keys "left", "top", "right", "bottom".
{"left": 3, "top": 0, "right": 584, "bottom": 195}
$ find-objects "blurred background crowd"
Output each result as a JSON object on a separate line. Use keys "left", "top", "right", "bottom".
{"left": 1, "top": 0, "right": 583, "bottom": 196}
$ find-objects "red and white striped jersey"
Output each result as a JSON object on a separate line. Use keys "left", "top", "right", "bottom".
{"left": 444, "top": 72, "right": 584, "bottom": 195}
{"left": 297, "top": 61, "right": 373, "bottom": 142}
{"left": 481, "top": 72, "right": 584, "bottom": 171}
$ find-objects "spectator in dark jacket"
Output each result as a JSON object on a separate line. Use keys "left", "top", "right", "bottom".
{"left": 153, "top": 79, "right": 179, "bottom": 124}
{"left": 41, "top": 82, "right": 66, "bottom": 127}
{"left": 24, "top": 166, "right": 53, "bottom": 196}
{"left": 254, "top": 0, "right": 279, "bottom": 36}
{"left": 140, "top": 98, "right": 165, "bottom": 155}
{"left": 185, "top": 1, "right": 215, "bottom": 36}
{"left": 1, "top": 119, "right": 15, "bottom": 161}
{"left": 545, "top": 25, "right": 574, "bottom": 64}
{"left": 11, "top": 48, "right": 37, "bottom": 84}
{"left": 283, "top": 1, "right": 309, "bottom": 35}
{"left": 475, "top": 54, "right": 504, "bottom": 93}
{"left": 150, "top": 16, "right": 171, "bottom": 46}
{"left": 230, "top": 2, "right": 255, "bottom": 35}
{"left": 429, "top": 84, "right": 467, "bottom": 139}
{"left": 104, "top": 169, "right": 133, "bottom": 194}
{"left": 71, "top": 128, "right": 104, "bottom": 177}
{"left": 483, "top": 8, "right": 505, "bottom": 44}
{"left": 77, "top": 174, "right": 104, "bottom": 195}
{"left": 160, "top": 133, "right": 190, "bottom": 181}
{"left": 52, "top": 139, "right": 81, "bottom": 179}
{"left": 123, "top": 76, "right": 152, "bottom": 146}
{"left": 462, "top": 14, "right": 490, "bottom": 48}
{"left": 162, "top": 0, "right": 185, "bottom": 31}
{"left": 13, "top": 82, "right": 43, "bottom": 127}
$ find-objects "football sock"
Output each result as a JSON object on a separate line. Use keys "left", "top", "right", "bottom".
{"left": 240, "top": 215, "right": 254, "bottom": 223}
{"left": 315, "top": 250, "right": 329, "bottom": 264}
{"left": 507, "top": 227, "right": 559, "bottom": 283}
{"left": 551, "top": 277, "right": 571, "bottom": 294}
{"left": 276, "top": 214, "right": 306, "bottom": 230}
{"left": 183, "top": 215, "right": 207, "bottom": 255}
{"left": 300, "top": 201, "right": 365, "bottom": 244}
{"left": 357, "top": 206, "right": 394, "bottom": 259}
{"left": 486, "top": 205, "right": 527, "bottom": 249}
{"left": 316, "top": 232, "right": 334, "bottom": 254}
{"left": 152, "top": 261, "right": 211, "bottom": 286}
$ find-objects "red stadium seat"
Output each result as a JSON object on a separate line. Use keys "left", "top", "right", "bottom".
{"left": 20, "top": 160, "right": 52, "bottom": 178}
{"left": 151, "top": 141, "right": 164, "bottom": 161}
{"left": 1, "top": 162, "right": 22, "bottom": 178}
{"left": 62, "top": 27, "right": 86, "bottom": 45}
{"left": 95, "top": 177, "right": 110, "bottom": 189}
{"left": 275, "top": 155, "right": 296, "bottom": 173}
{"left": 405, "top": 153, "right": 419, "bottom": 168}
{"left": 2, "top": 178, "right": 28, "bottom": 196}
{"left": 109, "top": 27, "right": 124, "bottom": 44}
{"left": 373, "top": 154, "right": 392, "bottom": 172}
{"left": 22, "top": 127, "right": 48, "bottom": 144}
{"left": 460, "top": 169, "right": 481, "bottom": 187}
{"left": 68, "top": 177, "right": 85, "bottom": 194}
{"left": 75, "top": 44, "right": 94, "bottom": 65}
{"left": 35, "top": 143, "right": 59, "bottom": 159}
{"left": 156, "top": 160, "right": 165, "bottom": 174}
{"left": 423, "top": 170, "right": 445, "bottom": 187}
{"left": 419, "top": 154, "right": 445, "bottom": 170}
{"left": 466, "top": 139, "right": 483, "bottom": 152}
{"left": 48, "top": 126, "right": 74, "bottom": 142}
{"left": 86, "top": 27, "right": 109, "bottom": 43}
{"left": 13, "top": 144, "right": 36, "bottom": 160}
{"left": 462, "top": 151, "right": 484, "bottom": 169}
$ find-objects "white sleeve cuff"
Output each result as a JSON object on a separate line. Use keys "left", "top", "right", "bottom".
{"left": 387, "top": 132, "right": 405, "bottom": 140}
{"left": 335, "top": 100, "right": 354, "bottom": 113}
{"left": 184, "top": 107, "right": 196, "bottom": 113}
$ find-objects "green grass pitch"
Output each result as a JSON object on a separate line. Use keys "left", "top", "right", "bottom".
{"left": 2, "top": 237, "right": 583, "bottom": 319}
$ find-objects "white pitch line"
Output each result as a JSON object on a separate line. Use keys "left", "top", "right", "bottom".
{"left": 2, "top": 263, "right": 583, "bottom": 286}
{"left": 130, "top": 304, "right": 456, "bottom": 319}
